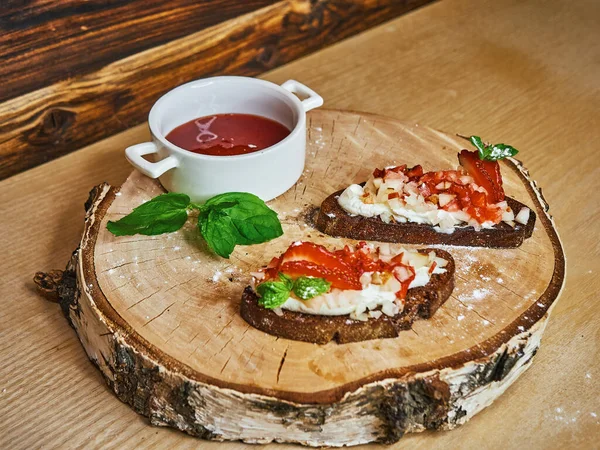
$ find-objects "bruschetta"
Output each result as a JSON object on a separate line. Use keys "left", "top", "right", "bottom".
{"left": 315, "top": 149, "right": 535, "bottom": 247}
{"left": 240, "top": 241, "right": 454, "bottom": 343}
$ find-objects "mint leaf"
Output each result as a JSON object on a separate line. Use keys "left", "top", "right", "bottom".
{"left": 202, "top": 201, "right": 238, "bottom": 212}
{"left": 256, "top": 274, "right": 330, "bottom": 309}
{"left": 204, "top": 193, "right": 283, "bottom": 243}
{"left": 198, "top": 192, "right": 283, "bottom": 257}
{"left": 469, "top": 136, "right": 487, "bottom": 159}
{"left": 203, "top": 192, "right": 264, "bottom": 209}
{"left": 107, "top": 193, "right": 190, "bottom": 236}
{"left": 469, "top": 135, "right": 519, "bottom": 161}
{"left": 197, "top": 209, "right": 239, "bottom": 258}
{"left": 107, "top": 190, "right": 283, "bottom": 259}
{"left": 257, "top": 274, "right": 292, "bottom": 309}
{"left": 278, "top": 272, "right": 294, "bottom": 290}
{"left": 292, "top": 276, "right": 331, "bottom": 300}
{"left": 486, "top": 143, "right": 519, "bottom": 160}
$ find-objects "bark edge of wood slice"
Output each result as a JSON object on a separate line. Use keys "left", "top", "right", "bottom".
{"left": 42, "top": 110, "right": 565, "bottom": 446}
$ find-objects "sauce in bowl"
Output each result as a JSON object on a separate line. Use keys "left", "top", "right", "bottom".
{"left": 165, "top": 113, "right": 290, "bottom": 156}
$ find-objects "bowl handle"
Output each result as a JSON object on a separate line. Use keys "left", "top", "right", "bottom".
{"left": 125, "top": 142, "right": 179, "bottom": 178}
{"left": 281, "top": 80, "right": 324, "bottom": 112}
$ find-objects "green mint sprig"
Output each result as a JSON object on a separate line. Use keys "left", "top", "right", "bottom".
{"left": 256, "top": 273, "right": 331, "bottom": 309}
{"left": 256, "top": 273, "right": 295, "bottom": 309}
{"left": 106, "top": 193, "right": 191, "bottom": 236}
{"left": 469, "top": 135, "right": 519, "bottom": 161}
{"left": 107, "top": 192, "right": 283, "bottom": 258}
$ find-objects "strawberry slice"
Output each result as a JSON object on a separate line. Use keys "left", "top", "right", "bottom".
{"left": 405, "top": 165, "right": 424, "bottom": 178}
{"left": 263, "top": 256, "right": 281, "bottom": 280}
{"left": 470, "top": 190, "right": 487, "bottom": 207}
{"left": 279, "top": 261, "right": 362, "bottom": 290}
{"left": 458, "top": 150, "right": 505, "bottom": 203}
{"left": 278, "top": 242, "right": 362, "bottom": 290}
{"left": 373, "top": 168, "right": 385, "bottom": 178}
{"left": 334, "top": 242, "right": 386, "bottom": 274}
{"left": 280, "top": 242, "right": 352, "bottom": 272}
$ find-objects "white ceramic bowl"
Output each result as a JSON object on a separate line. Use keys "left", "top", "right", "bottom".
{"left": 125, "top": 77, "right": 323, "bottom": 202}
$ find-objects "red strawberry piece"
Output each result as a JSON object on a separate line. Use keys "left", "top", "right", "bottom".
{"left": 279, "top": 261, "right": 362, "bottom": 290}
{"left": 405, "top": 165, "right": 424, "bottom": 178}
{"left": 264, "top": 257, "right": 281, "bottom": 280}
{"left": 280, "top": 242, "right": 353, "bottom": 272}
{"left": 458, "top": 150, "right": 505, "bottom": 202}
{"left": 279, "top": 242, "right": 362, "bottom": 289}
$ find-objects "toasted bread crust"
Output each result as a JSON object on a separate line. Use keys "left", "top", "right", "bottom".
{"left": 240, "top": 250, "right": 455, "bottom": 344}
{"left": 314, "top": 189, "right": 535, "bottom": 248}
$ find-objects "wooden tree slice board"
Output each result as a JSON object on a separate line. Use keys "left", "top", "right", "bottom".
{"left": 58, "top": 109, "right": 565, "bottom": 446}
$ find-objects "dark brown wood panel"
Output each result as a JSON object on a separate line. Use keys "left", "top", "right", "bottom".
{"left": 0, "top": 0, "right": 280, "bottom": 102}
{"left": 0, "top": 0, "right": 435, "bottom": 179}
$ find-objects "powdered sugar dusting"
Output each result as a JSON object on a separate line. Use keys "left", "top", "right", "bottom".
{"left": 458, "top": 287, "right": 491, "bottom": 303}
{"left": 543, "top": 403, "right": 600, "bottom": 428}
{"left": 473, "top": 288, "right": 490, "bottom": 300}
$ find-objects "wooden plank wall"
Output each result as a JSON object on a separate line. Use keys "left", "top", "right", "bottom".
{"left": 0, "top": 0, "right": 434, "bottom": 180}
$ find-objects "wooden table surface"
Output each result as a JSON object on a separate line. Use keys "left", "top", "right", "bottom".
{"left": 1, "top": 0, "right": 598, "bottom": 448}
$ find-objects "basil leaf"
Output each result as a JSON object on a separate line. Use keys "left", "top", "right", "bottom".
{"left": 486, "top": 143, "right": 519, "bottom": 161}
{"left": 108, "top": 190, "right": 283, "bottom": 259}
{"left": 469, "top": 135, "right": 519, "bottom": 161}
{"left": 257, "top": 279, "right": 291, "bottom": 309}
{"left": 203, "top": 201, "right": 238, "bottom": 211}
{"left": 107, "top": 193, "right": 190, "bottom": 236}
{"left": 292, "top": 276, "right": 331, "bottom": 300}
{"left": 256, "top": 274, "right": 330, "bottom": 309}
{"left": 199, "top": 192, "right": 283, "bottom": 257}
{"left": 278, "top": 272, "right": 294, "bottom": 290}
{"left": 469, "top": 136, "right": 487, "bottom": 159}
{"left": 205, "top": 193, "right": 282, "bottom": 243}
{"left": 203, "top": 192, "right": 264, "bottom": 209}
{"left": 197, "top": 209, "right": 239, "bottom": 258}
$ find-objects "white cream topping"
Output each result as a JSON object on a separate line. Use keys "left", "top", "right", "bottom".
{"left": 280, "top": 280, "right": 400, "bottom": 321}
{"left": 515, "top": 207, "right": 531, "bottom": 225}
{"left": 275, "top": 245, "right": 448, "bottom": 321}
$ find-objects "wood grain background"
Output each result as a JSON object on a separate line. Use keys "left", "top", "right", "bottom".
{"left": 1, "top": 0, "right": 278, "bottom": 101}
{"left": 0, "top": 0, "right": 434, "bottom": 180}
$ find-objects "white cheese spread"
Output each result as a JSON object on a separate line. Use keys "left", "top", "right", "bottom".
{"left": 337, "top": 168, "right": 524, "bottom": 233}
{"left": 339, "top": 184, "right": 475, "bottom": 234}
{"left": 339, "top": 183, "right": 511, "bottom": 234}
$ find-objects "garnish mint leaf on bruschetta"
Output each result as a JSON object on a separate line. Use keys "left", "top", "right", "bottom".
{"left": 256, "top": 273, "right": 294, "bottom": 309}
{"left": 107, "top": 191, "right": 283, "bottom": 259}
{"left": 292, "top": 276, "right": 331, "bottom": 300}
{"left": 469, "top": 135, "right": 519, "bottom": 161}
{"left": 257, "top": 273, "right": 331, "bottom": 309}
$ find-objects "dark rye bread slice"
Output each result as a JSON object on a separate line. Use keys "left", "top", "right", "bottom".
{"left": 240, "top": 249, "right": 454, "bottom": 344}
{"left": 314, "top": 188, "right": 536, "bottom": 248}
